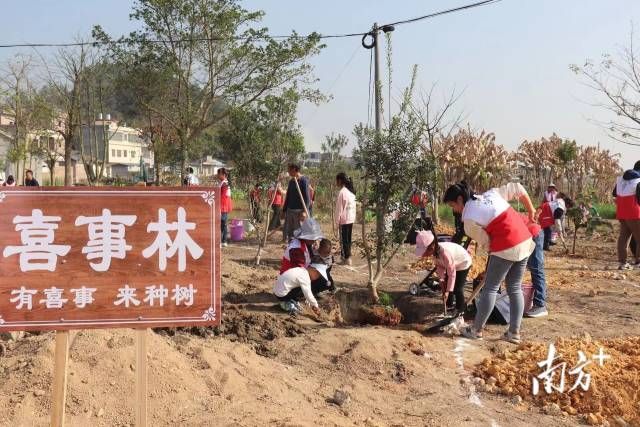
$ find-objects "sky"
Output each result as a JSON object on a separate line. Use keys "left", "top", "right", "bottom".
{"left": 1, "top": 0, "right": 639, "bottom": 169}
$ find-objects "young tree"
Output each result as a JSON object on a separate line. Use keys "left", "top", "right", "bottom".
{"left": 353, "top": 67, "right": 424, "bottom": 301}
{"left": 412, "top": 83, "right": 464, "bottom": 222}
{"left": 40, "top": 44, "right": 89, "bottom": 186}
{"left": 1, "top": 55, "right": 56, "bottom": 183}
{"left": 218, "top": 90, "right": 305, "bottom": 265}
{"left": 556, "top": 139, "right": 578, "bottom": 195}
{"left": 94, "top": 0, "right": 323, "bottom": 181}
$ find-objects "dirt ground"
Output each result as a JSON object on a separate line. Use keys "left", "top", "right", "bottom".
{"left": 0, "top": 221, "right": 639, "bottom": 427}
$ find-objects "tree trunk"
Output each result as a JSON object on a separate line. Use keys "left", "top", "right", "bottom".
{"left": 154, "top": 154, "right": 161, "bottom": 186}
{"left": 180, "top": 142, "right": 188, "bottom": 185}
{"left": 361, "top": 178, "right": 374, "bottom": 298}
{"left": 572, "top": 229, "right": 577, "bottom": 255}
{"left": 64, "top": 137, "right": 72, "bottom": 186}
{"left": 49, "top": 164, "right": 55, "bottom": 187}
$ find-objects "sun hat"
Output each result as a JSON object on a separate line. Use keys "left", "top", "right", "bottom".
{"left": 309, "top": 263, "right": 329, "bottom": 281}
{"left": 415, "top": 230, "right": 435, "bottom": 257}
{"left": 548, "top": 183, "right": 557, "bottom": 188}
{"left": 293, "top": 218, "right": 323, "bottom": 241}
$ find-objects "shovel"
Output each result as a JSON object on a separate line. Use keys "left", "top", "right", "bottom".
{"left": 423, "top": 266, "right": 489, "bottom": 334}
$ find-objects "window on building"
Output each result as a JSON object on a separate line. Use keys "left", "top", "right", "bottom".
{"left": 114, "top": 132, "right": 124, "bottom": 141}
{"left": 111, "top": 149, "right": 116, "bottom": 157}
{"left": 131, "top": 150, "right": 136, "bottom": 158}
{"left": 117, "top": 150, "right": 122, "bottom": 157}
{"left": 123, "top": 150, "right": 127, "bottom": 158}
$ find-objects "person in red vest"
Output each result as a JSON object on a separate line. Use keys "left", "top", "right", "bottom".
{"left": 537, "top": 194, "right": 573, "bottom": 251}
{"left": 268, "top": 181, "right": 285, "bottom": 231}
{"left": 280, "top": 218, "right": 323, "bottom": 274}
{"left": 217, "top": 168, "right": 233, "bottom": 247}
{"left": 613, "top": 160, "right": 640, "bottom": 270}
{"left": 444, "top": 181, "right": 536, "bottom": 344}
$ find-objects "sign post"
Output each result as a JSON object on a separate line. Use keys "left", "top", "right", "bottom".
{"left": 50, "top": 331, "right": 69, "bottom": 427}
{"left": 0, "top": 187, "right": 221, "bottom": 425}
{"left": 135, "top": 329, "right": 148, "bottom": 427}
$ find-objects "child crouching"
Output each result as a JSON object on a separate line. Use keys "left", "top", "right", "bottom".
{"left": 273, "top": 264, "right": 330, "bottom": 315}
{"left": 415, "top": 230, "right": 472, "bottom": 313}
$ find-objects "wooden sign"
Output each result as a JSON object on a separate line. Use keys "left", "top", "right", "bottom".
{"left": 0, "top": 187, "right": 221, "bottom": 331}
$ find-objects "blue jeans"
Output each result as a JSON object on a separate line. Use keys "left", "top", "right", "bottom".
{"left": 527, "top": 230, "right": 547, "bottom": 308}
{"left": 474, "top": 255, "right": 528, "bottom": 334}
{"left": 221, "top": 212, "right": 229, "bottom": 243}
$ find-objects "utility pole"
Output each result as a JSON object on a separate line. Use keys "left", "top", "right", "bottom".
{"left": 372, "top": 23, "right": 382, "bottom": 134}
{"left": 362, "top": 23, "right": 394, "bottom": 134}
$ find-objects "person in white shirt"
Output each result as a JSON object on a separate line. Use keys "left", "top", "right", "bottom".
{"left": 443, "top": 181, "right": 536, "bottom": 344}
{"left": 273, "top": 264, "right": 329, "bottom": 315}
{"left": 335, "top": 172, "right": 357, "bottom": 265}
{"left": 543, "top": 183, "right": 558, "bottom": 203}
{"left": 184, "top": 167, "right": 200, "bottom": 186}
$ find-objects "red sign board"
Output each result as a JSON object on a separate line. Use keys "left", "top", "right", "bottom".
{"left": 0, "top": 187, "right": 220, "bottom": 331}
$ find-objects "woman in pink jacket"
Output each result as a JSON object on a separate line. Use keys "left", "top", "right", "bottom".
{"left": 335, "top": 173, "right": 356, "bottom": 266}
{"left": 415, "top": 230, "right": 472, "bottom": 314}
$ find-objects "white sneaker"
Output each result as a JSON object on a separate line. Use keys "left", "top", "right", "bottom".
{"left": 222, "top": 242, "right": 228, "bottom": 248}
{"left": 619, "top": 263, "right": 632, "bottom": 270}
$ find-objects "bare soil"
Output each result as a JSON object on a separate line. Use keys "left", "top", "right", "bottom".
{"left": 0, "top": 222, "right": 638, "bottom": 426}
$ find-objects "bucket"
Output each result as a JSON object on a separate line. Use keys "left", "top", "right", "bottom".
{"left": 491, "top": 283, "right": 536, "bottom": 325}
{"left": 230, "top": 219, "right": 244, "bottom": 241}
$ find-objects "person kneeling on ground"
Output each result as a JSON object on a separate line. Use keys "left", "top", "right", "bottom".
{"left": 415, "top": 230, "right": 472, "bottom": 314}
{"left": 280, "top": 218, "right": 323, "bottom": 274}
{"left": 273, "top": 264, "right": 330, "bottom": 315}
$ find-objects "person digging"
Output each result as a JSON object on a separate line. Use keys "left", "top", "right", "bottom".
{"left": 273, "top": 264, "right": 330, "bottom": 316}
{"left": 415, "top": 230, "right": 472, "bottom": 316}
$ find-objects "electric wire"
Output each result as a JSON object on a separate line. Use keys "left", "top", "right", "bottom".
{"left": 0, "top": 0, "right": 503, "bottom": 49}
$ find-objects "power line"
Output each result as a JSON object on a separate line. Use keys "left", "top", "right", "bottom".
{"left": 384, "top": 0, "right": 502, "bottom": 27}
{"left": 0, "top": 0, "right": 502, "bottom": 49}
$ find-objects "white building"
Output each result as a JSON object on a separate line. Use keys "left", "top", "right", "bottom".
{"left": 79, "top": 117, "right": 154, "bottom": 179}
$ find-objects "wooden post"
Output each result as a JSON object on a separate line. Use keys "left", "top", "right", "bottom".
{"left": 135, "top": 329, "right": 148, "bottom": 427}
{"left": 51, "top": 331, "right": 70, "bottom": 427}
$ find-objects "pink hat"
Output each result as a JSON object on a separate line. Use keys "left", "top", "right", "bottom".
{"left": 415, "top": 230, "right": 435, "bottom": 257}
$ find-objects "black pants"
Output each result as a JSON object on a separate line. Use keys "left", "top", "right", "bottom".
{"left": 446, "top": 267, "right": 470, "bottom": 312}
{"left": 543, "top": 227, "right": 552, "bottom": 250}
{"left": 276, "top": 276, "right": 332, "bottom": 302}
{"left": 340, "top": 224, "right": 353, "bottom": 259}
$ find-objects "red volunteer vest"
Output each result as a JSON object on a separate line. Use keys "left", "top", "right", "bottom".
{"left": 615, "top": 176, "right": 640, "bottom": 220}
{"left": 220, "top": 180, "right": 233, "bottom": 213}
{"left": 538, "top": 203, "right": 554, "bottom": 229}
{"left": 269, "top": 188, "right": 283, "bottom": 206}
{"left": 463, "top": 190, "right": 533, "bottom": 253}
{"left": 279, "top": 239, "right": 310, "bottom": 274}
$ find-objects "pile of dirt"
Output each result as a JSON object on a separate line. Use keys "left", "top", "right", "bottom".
{"left": 157, "top": 306, "right": 306, "bottom": 358}
{"left": 359, "top": 305, "right": 402, "bottom": 326}
{"left": 474, "top": 336, "right": 640, "bottom": 425}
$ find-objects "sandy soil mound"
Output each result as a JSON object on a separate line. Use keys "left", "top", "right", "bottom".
{"left": 474, "top": 336, "right": 640, "bottom": 425}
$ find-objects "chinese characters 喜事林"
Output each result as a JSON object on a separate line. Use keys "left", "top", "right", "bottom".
{"left": 2, "top": 207, "right": 204, "bottom": 272}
